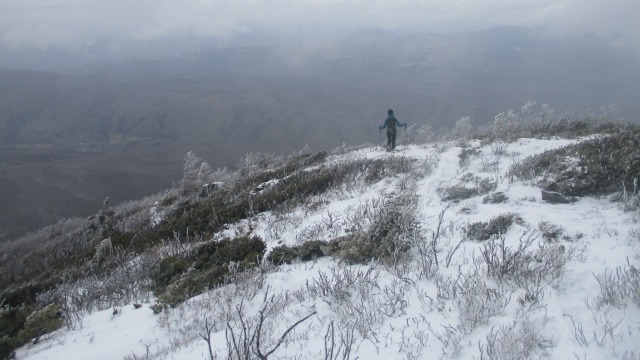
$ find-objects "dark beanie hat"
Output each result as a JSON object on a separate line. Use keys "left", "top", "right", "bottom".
{"left": 388, "top": 109, "right": 394, "bottom": 115}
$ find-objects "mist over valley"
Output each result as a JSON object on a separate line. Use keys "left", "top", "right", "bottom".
{"left": 1, "top": 26, "right": 639, "bottom": 240}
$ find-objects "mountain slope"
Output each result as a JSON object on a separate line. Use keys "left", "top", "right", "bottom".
{"left": 2, "top": 119, "right": 640, "bottom": 359}
{"left": 3, "top": 26, "right": 640, "bottom": 240}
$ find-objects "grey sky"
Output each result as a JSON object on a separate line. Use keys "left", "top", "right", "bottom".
{"left": 0, "top": 0, "right": 638, "bottom": 52}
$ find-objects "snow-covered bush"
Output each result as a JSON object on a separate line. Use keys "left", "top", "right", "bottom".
{"left": 477, "top": 320, "right": 542, "bottom": 360}
{"left": 453, "top": 271, "right": 510, "bottom": 334}
{"left": 438, "top": 173, "right": 497, "bottom": 202}
{"left": 151, "top": 235, "right": 266, "bottom": 305}
{"left": 622, "top": 178, "right": 639, "bottom": 212}
{"left": 480, "top": 231, "right": 571, "bottom": 288}
{"left": 336, "top": 194, "right": 418, "bottom": 267}
{"left": 508, "top": 127, "right": 640, "bottom": 198}
{"left": 223, "top": 286, "right": 316, "bottom": 360}
{"left": 305, "top": 264, "right": 384, "bottom": 340}
{"left": 538, "top": 221, "right": 564, "bottom": 242}
{"left": 458, "top": 147, "right": 481, "bottom": 168}
{"left": 266, "top": 240, "right": 339, "bottom": 265}
{"left": 452, "top": 116, "right": 475, "bottom": 141}
{"left": 589, "top": 264, "right": 640, "bottom": 309}
{"left": 466, "top": 214, "right": 515, "bottom": 241}
{"left": 482, "top": 192, "right": 508, "bottom": 204}
{"left": 408, "top": 123, "right": 435, "bottom": 145}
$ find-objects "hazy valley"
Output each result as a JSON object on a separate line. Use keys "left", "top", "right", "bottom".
{"left": 1, "top": 26, "right": 639, "bottom": 240}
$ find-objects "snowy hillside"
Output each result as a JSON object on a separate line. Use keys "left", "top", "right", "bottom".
{"left": 3, "top": 116, "right": 640, "bottom": 359}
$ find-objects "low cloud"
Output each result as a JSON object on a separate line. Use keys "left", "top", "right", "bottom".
{"left": 0, "top": 0, "right": 638, "bottom": 55}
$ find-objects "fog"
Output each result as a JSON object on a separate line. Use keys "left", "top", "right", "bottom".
{"left": 1, "top": 0, "right": 640, "bottom": 241}
{"left": 1, "top": 0, "right": 639, "bottom": 57}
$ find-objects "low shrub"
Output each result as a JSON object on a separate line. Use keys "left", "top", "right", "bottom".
{"left": 266, "top": 245, "right": 299, "bottom": 265}
{"left": 480, "top": 231, "right": 570, "bottom": 287}
{"left": 17, "top": 304, "right": 63, "bottom": 344}
{"left": 266, "top": 240, "right": 339, "bottom": 265}
{"left": 151, "top": 235, "right": 266, "bottom": 305}
{"left": 508, "top": 126, "right": 640, "bottom": 197}
{"left": 298, "top": 240, "right": 330, "bottom": 261}
{"left": 109, "top": 229, "right": 162, "bottom": 254}
{"left": 0, "top": 305, "right": 30, "bottom": 359}
{"left": 483, "top": 192, "right": 508, "bottom": 204}
{"left": 538, "top": 221, "right": 564, "bottom": 242}
{"left": 590, "top": 264, "right": 640, "bottom": 309}
{"left": 467, "top": 214, "right": 516, "bottom": 241}
{"left": 336, "top": 194, "right": 418, "bottom": 266}
{"left": 458, "top": 148, "right": 481, "bottom": 168}
{"left": 364, "top": 157, "right": 414, "bottom": 183}
{"left": 0, "top": 303, "right": 63, "bottom": 359}
{"left": 438, "top": 174, "right": 497, "bottom": 202}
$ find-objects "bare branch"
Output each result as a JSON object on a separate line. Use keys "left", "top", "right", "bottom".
{"left": 256, "top": 308, "right": 317, "bottom": 359}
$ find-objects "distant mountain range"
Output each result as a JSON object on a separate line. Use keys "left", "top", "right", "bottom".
{"left": 1, "top": 26, "right": 638, "bottom": 240}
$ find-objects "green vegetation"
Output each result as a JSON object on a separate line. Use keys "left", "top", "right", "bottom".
{"left": 152, "top": 235, "right": 266, "bottom": 305}
{"left": 0, "top": 304, "right": 63, "bottom": 359}
{"left": 266, "top": 239, "right": 339, "bottom": 265}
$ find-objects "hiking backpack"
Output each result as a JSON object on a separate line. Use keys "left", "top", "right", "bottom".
{"left": 387, "top": 117, "right": 397, "bottom": 133}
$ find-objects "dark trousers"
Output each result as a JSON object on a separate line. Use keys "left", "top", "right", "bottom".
{"left": 386, "top": 130, "right": 397, "bottom": 150}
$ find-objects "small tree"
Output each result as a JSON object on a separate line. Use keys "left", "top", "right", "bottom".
{"left": 181, "top": 151, "right": 212, "bottom": 197}
{"left": 452, "top": 116, "right": 474, "bottom": 140}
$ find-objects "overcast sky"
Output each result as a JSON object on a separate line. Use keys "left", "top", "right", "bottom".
{"left": 0, "top": 0, "right": 638, "bottom": 52}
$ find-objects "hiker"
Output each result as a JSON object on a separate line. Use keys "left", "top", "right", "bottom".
{"left": 379, "top": 109, "right": 407, "bottom": 151}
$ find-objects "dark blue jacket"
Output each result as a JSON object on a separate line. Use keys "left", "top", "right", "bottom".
{"left": 379, "top": 115, "right": 406, "bottom": 133}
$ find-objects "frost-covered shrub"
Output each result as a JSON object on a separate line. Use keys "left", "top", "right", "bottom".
{"left": 151, "top": 235, "right": 266, "bottom": 305}
{"left": 466, "top": 214, "right": 515, "bottom": 241}
{"left": 93, "top": 238, "right": 113, "bottom": 264}
{"left": 622, "top": 178, "right": 639, "bottom": 212}
{"left": 508, "top": 127, "right": 640, "bottom": 197}
{"left": 410, "top": 123, "right": 435, "bottom": 144}
{"left": 364, "top": 157, "right": 414, "bottom": 184}
{"left": 590, "top": 264, "right": 640, "bottom": 309}
{"left": 305, "top": 265, "right": 383, "bottom": 338}
{"left": 180, "top": 151, "right": 214, "bottom": 197}
{"left": 0, "top": 303, "right": 64, "bottom": 358}
{"left": 538, "top": 221, "right": 564, "bottom": 242}
{"left": 438, "top": 173, "right": 497, "bottom": 202}
{"left": 439, "top": 185, "right": 478, "bottom": 202}
{"left": 483, "top": 192, "right": 508, "bottom": 204}
{"left": 453, "top": 272, "right": 510, "bottom": 334}
{"left": 452, "top": 116, "right": 475, "bottom": 140}
{"left": 266, "top": 240, "right": 338, "bottom": 265}
{"left": 297, "top": 240, "right": 330, "bottom": 261}
{"left": 336, "top": 194, "right": 418, "bottom": 266}
{"left": 458, "top": 147, "right": 481, "bottom": 168}
{"left": 266, "top": 245, "right": 299, "bottom": 265}
{"left": 478, "top": 320, "right": 541, "bottom": 360}
{"left": 17, "top": 303, "right": 63, "bottom": 344}
{"left": 0, "top": 306, "right": 29, "bottom": 359}
{"left": 480, "top": 231, "right": 571, "bottom": 287}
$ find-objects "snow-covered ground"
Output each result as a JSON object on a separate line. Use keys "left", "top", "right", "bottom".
{"left": 16, "top": 137, "right": 640, "bottom": 359}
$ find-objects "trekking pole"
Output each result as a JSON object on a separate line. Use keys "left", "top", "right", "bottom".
{"left": 403, "top": 126, "right": 407, "bottom": 146}
{"left": 379, "top": 128, "right": 382, "bottom": 149}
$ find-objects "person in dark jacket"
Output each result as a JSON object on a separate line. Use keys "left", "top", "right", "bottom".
{"left": 379, "top": 109, "right": 407, "bottom": 151}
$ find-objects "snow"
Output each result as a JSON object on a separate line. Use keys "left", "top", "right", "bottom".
{"left": 16, "top": 137, "right": 640, "bottom": 359}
